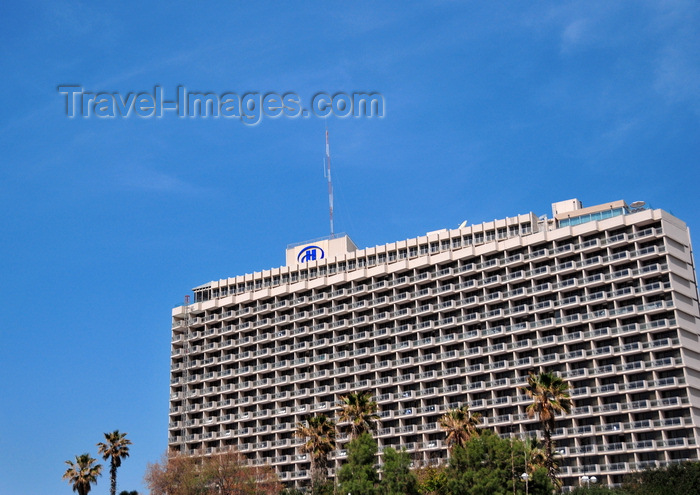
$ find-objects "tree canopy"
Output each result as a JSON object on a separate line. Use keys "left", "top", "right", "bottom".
{"left": 623, "top": 461, "right": 700, "bottom": 495}
{"left": 444, "top": 430, "right": 553, "bottom": 495}
{"left": 337, "top": 432, "right": 379, "bottom": 495}
{"left": 521, "top": 370, "right": 573, "bottom": 488}
{"left": 144, "top": 450, "right": 281, "bottom": 495}
{"left": 294, "top": 414, "right": 336, "bottom": 494}
{"left": 380, "top": 447, "right": 418, "bottom": 495}
{"left": 97, "top": 430, "right": 132, "bottom": 495}
{"left": 438, "top": 404, "right": 481, "bottom": 452}
{"left": 63, "top": 453, "right": 103, "bottom": 495}
{"left": 337, "top": 391, "right": 380, "bottom": 439}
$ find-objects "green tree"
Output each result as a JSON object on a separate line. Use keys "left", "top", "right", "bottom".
{"left": 97, "top": 430, "right": 132, "bottom": 495}
{"left": 294, "top": 414, "right": 336, "bottom": 494}
{"left": 521, "top": 371, "right": 573, "bottom": 489}
{"left": 524, "top": 437, "right": 547, "bottom": 474}
{"left": 623, "top": 461, "right": 700, "bottom": 495}
{"left": 414, "top": 464, "right": 447, "bottom": 495}
{"left": 443, "top": 430, "right": 553, "bottom": 495}
{"left": 337, "top": 432, "right": 379, "bottom": 495}
{"left": 337, "top": 391, "right": 380, "bottom": 439}
{"left": 438, "top": 404, "right": 481, "bottom": 452}
{"left": 63, "top": 453, "right": 103, "bottom": 495}
{"left": 380, "top": 447, "right": 418, "bottom": 495}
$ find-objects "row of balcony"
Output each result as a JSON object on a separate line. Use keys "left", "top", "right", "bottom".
{"left": 173, "top": 277, "right": 670, "bottom": 345}
{"left": 170, "top": 337, "right": 681, "bottom": 395}
{"left": 173, "top": 250, "right": 670, "bottom": 333}
{"left": 169, "top": 413, "right": 692, "bottom": 457}
{"left": 169, "top": 374, "right": 688, "bottom": 430}
{"left": 182, "top": 227, "right": 663, "bottom": 307}
{"left": 171, "top": 300, "right": 675, "bottom": 365}
{"left": 565, "top": 456, "right": 697, "bottom": 476}
{"left": 170, "top": 315, "right": 679, "bottom": 375}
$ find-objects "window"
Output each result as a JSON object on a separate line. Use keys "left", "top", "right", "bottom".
{"left": 559, "top": 208, "right": 625, "bottom": 228}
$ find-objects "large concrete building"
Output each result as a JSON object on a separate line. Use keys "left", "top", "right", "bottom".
{"left": 169, "top": 199, "right": 700, "bottom": 490}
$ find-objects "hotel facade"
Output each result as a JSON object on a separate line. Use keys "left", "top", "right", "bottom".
{"left": 169, "top": 199, "right": 700, "bottom": 489}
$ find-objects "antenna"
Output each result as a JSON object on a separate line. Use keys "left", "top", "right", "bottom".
{"left": 325, "top": 124, "right": 335, "bottom": 238}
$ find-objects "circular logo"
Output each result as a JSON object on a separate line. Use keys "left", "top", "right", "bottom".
{"left": 297, "top": 245, "right": 325, "bottom": 263}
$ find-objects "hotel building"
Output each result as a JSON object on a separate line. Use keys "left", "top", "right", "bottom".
{"left": 169, "top": 199, "right": 700, "bottom": 489}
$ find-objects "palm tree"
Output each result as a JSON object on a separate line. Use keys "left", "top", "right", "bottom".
{"left": 438, "top": 404, "right": 482, "bottom": 452}
{"left": 521, "top": 371, "right": 572, "bottom": 488}
{"left": 97, "top": 430, "right": 132, "bottom": 495}
{"left": 294, "top": 414, "right": 337, "bottom": 493}
{"left": 63, "top": 453, "right": 103, "bottom": 495}
{"left": 337, "top": 390, "right": 380, "bottom": 439}
{"left": 524, "top": 437, "right": 547, "bottom": 475}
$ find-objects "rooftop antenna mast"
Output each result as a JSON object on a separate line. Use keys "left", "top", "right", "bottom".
{"left": 324, "top": 123, "right": 335, "bottom": 238}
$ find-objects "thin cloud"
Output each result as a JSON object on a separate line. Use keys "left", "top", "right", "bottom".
{"left": 560, "top": 18, "right": 592, "bottom": 52}
{"left": 114, "top": 165, "right": 211, "bottom": 195}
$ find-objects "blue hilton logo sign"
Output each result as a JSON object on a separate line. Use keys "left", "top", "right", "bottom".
{"left": 297, "top": 245, "right": 325, "bottom": 263}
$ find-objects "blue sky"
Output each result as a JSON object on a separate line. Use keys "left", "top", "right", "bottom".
{"left": 1, "top": 1, "right": 699, "bottom": 494}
